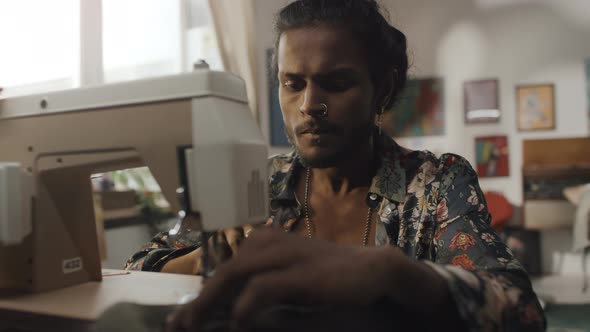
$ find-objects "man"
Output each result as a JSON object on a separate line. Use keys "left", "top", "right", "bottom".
{"left": 128, "top": 1, "right": 546, "bottom": 330}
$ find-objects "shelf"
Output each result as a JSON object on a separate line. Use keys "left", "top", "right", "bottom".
{"left": 523, "top": 166, "right": 590, "bottom": 179}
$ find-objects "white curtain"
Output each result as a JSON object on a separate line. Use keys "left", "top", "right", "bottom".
{"left": 208, "top": 0, "right": 259, "bottom": 121}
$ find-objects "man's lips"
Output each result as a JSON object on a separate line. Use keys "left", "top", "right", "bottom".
{"left": 295, "top": 120, "right": 342, "bottom": 138}
{"left": 300, "top": 130, "right": 332, "bottom": 135}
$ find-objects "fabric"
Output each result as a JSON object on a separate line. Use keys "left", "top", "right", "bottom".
{"left": 125, "top": 134, "right": 546, "bottom": 331}
{"left": 208, "top": 0, "right": 259, "bottom": 121}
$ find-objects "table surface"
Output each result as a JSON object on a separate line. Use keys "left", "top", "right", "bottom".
{"left": 0, "top": 269, "right": 202, "bottom": 321}
{"left": 1, "top": 271, "right": 588, "bottom": 329}
{"left": 532, "top": 274, "right": 590, "bottom": 304}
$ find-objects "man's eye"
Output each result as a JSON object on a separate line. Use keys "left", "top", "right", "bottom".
{"left": 282, "top": 79, "right": 305, "bottom": 91}
{"left": 323, "top": 80, "right": 352, "bottom": 92}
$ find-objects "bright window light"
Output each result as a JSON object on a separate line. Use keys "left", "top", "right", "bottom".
{"left": 0, "top": 0, "right": 79, "bottom": 92}
{"left": 185, "top": 0, "right": 223, "bottom": 71}
{"left": 0, "top": 0, "right": 222, "bottom": 95}
{"left": 102, "top": 0, "right": 183, "bottom": 83}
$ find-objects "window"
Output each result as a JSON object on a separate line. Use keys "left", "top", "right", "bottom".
{"left": 0, "top": 0, "right": 222, "bottom": 96}
{"left": 185, "top": 0, "right": 223, "bottom": 71}
{"left": 0, "top": 0, "right": 79, "bottom": 97}
{"left": 102, "top": 0, "right": 222, "bottom": 83}
{"left": 102, "top": 0, "right": 183, "bottom": 83}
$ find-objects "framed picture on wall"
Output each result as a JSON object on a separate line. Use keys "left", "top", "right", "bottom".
{"left": 464, "top": 79, "right": 500, "bottom": 124}
{"left": 475, "top": 135, "right": 509, "bottom": 177}
{"left": 381, "top": 77, "right": 444, "bottom": 137}
{"left": 266, "top": 48, "right": 290, "bottom": 147}
{"left": 515, "top": 84, "right": 555, "bottom": 131}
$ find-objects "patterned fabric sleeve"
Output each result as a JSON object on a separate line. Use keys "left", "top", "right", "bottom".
{"left": 124, "top": 155, "right": 285, "bottom": 272}
{"left": 426, "top": 154, "right": 546, "bottom": 331}
{"left": 124, "top": 231, "right": 200, "bottom": 271}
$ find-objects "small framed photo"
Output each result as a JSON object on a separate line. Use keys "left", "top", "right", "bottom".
{"left": 475, "top": 135, "right": 509, "bottom": 177}
{"left": 464, "top": 79, "right": 500, "bottom": 124}
{"left": 516, "top": 84, "right": 555, "bottom": 131}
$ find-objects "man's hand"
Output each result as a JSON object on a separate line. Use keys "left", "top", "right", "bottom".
{"left": 165, "top": 228, "right": 406, "bottom": 331}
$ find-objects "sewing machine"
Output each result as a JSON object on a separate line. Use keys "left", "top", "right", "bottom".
{"left": 0, "top": 70, "right": 269, "bottom": 294}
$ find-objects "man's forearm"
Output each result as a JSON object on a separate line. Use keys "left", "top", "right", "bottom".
{"left": 161, "top": 248, "right": 201, "bottom": 275}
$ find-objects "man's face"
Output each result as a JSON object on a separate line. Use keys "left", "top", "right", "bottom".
{"left": 277, "top": 24, "right": 376, "bottom": 168}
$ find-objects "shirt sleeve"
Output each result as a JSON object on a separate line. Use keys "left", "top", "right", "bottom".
{"left": 426, "top": 154, "right": 546, "bottom": 331}
{"left": 124, "top": 231, "right": 199, "bottom": 272}
{"left": 125, "top": 156, "right": 282, "bottom": 273}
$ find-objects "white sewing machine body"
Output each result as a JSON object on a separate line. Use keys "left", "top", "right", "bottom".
{"left": 0, "top": 70, "right": 268, "bottom": 293}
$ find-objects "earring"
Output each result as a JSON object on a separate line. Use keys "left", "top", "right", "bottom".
{"left": 319, "top": 103, "right": 328, "bottom": 118}
{"left": 378, "top": 93, "right": 393, "bottom": 136}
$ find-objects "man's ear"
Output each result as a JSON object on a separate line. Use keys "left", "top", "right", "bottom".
{"left": 375, "top": 70, "right": 397, "bottom": 112}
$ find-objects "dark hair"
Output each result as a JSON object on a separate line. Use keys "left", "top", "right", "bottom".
{"left": 272, "top": 0, "right": 408, "bottom": 112}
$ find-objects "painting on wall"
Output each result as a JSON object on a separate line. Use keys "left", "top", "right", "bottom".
{"left": 464, "top": 79, "right": 500, "bottom": 124}
{"left": 475, "top": 135, "right": 509, "bottom": 177}
{"left": 382, "top": 77, "right": 444, "bottom": 137}
{"left": 267, "top": 49, "right": 290, "bottom": 147}
{"left": 515, "top": 84, "right": 555, "bottom": 131}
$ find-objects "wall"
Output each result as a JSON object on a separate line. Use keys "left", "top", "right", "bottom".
{"left": 253, "top": 0, "right": 590, "bottom": 274}
{"left": 383, "top": 0, "right": 590, "bottom": 275}
{"left": 383, "top": 0, "right": 590, "bottom": 205}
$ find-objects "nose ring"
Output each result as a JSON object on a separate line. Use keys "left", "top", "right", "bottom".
{"left": 299, "top": 103, "right": 329, "bottom": 118}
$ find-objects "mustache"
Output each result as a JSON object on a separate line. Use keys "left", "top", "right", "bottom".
{"left": 295, "top": 120, "right": 342, "bottom": 135}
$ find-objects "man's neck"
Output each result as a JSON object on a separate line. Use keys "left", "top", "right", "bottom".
{"left": 309, "top": 142, "right": 374, "bottom": 197}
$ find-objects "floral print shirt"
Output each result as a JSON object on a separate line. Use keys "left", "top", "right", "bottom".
{"left": 126, "top": 134, "right": 546, "bottom": 331}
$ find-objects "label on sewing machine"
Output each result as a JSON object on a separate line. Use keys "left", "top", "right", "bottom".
{"left": 62, "top": 257, "right": 83, "bottom": 274}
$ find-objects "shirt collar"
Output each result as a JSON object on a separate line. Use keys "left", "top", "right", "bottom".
{"left": 368, "top": 135, "right": 407, "bottom": 203}
{"left": 269, "top": 151, "right": 300, "bottom": 206}
{"left": 269, "top": 135, "right": 407, "bottom": 206}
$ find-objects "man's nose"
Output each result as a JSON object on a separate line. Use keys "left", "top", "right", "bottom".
{"left": 299, "top": 85, "right": 327, "bottom": 118}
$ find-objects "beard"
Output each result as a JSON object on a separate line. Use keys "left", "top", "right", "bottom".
{"left": 285, "top": 119, "right": 374, "bottom": 168}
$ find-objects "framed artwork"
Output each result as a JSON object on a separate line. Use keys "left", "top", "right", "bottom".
{"left": 382, "top": 77, "right": 444, "bottom": 137}
{"left": 515, "top": 84, "right": 555, "bottom": 131}
{"left": 475, "top": 135, "right": 509, "bottom": 177}
{"left": 267, "top": 48, "right": 290, "bottom": 147}
{"left": 464, "top": 79, "right": 500, "bottom": 124}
